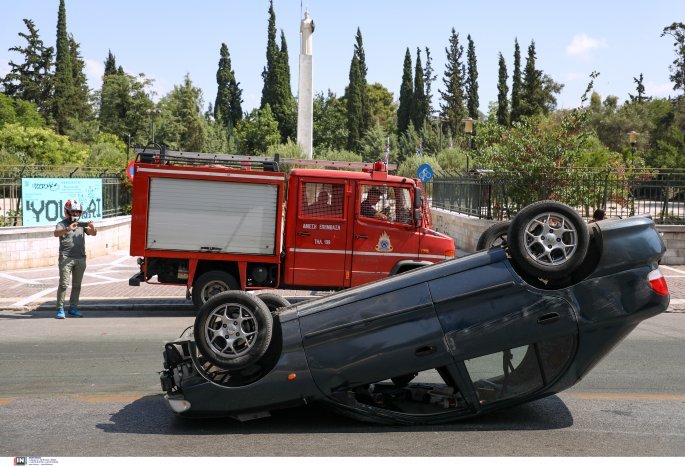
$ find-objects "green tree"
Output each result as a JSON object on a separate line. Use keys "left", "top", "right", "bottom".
{"left": 519, "top": 41, "right": 563, "bottom": 118}
{"left": 628, "top": 73, "right": 650, "bottom": 103}
{"left": 313, "top": 90, "right": 347, "bottom": 151}
{"left": 496, "top": 52, "right": 509, "bottom": 125}
{"left": 412, "top": 48, "right": 428, "bottom": 130}
{"left": 510, "top": 39, "right": 522, "bottom": 124}
{"left": 2, "top": 19, "right": 53, "bottom": 120}
{"left": 214, "top": 42, "right": 243, "bottom": 132}
{"left": 0, "top": 94, "right": 44, "bottom": 128}
{"left": 440, "top": 28, "right": 466, "bottom": 136}
{"left": 345, "top": 28, "right": 371, "bottom": 152}
{"left": 156, "top": 74, "right": 206, "bottom": 151}
{"left": 661, "top": 22, "right": 685, "bottom": 94}
{"left": 360, "top": 123, "right": 390, "bottom": 162}
{"left": 84, "top": 132, "right": 127, "bottom": 167}
{"left": 98, "top": 71, "right": 154, "bottom": 145}
{"left": 465, "top": 34, "right": 479, "bottom": 119}
{"left": 103, "top": 50, "right": 117, "bottom": 76}
{"left": 259, "top": 1, "right": 294, "bottom": 141}
{"left": 53, "top": 0, "right": 74, "bottom": 134}
{"left": 67, "top": 35, "right": 92, "bottom": 123}
{"left": 234, "top": 103, "right": 281, "bottom": 155}
{"left": 367, "top": 82, "right": 397, "bottom": 134}
{"left": 0, "top": 123, "right": 87, "bottom": 165}
{"left": 397, "top": 48, "right": 414, "bottom": 135}
{"left": 424, "top": 47, "right": 436, "bottom": 116}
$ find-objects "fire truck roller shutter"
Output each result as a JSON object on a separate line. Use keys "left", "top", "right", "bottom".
{"left": 146, "top": 177, "right": 279, "bottom": 255}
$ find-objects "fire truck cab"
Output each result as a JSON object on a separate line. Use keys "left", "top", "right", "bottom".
{"left": 129, "top": 147, "right": 455, "bottom": 308}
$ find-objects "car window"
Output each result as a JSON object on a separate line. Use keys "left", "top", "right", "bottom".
{"left": 360, "top": 184, "right": 412, "bottom": 224}
{"left": 301, "top": 182, "right": 344, "bottom": 218}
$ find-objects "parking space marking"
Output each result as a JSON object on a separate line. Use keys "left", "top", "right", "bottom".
{"left": 0, "top": 272, "right": 41, "bottom": 285}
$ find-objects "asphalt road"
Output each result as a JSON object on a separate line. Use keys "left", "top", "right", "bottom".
{"left": 0, "top": 310, "right": 683, "bottom": 457}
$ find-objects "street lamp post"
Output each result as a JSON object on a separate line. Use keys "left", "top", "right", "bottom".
{"left": 463, "top": 117, "right": 474, "bottom": 174}
{"left": 147, "top": 108, "right": 161, "bottom": 144}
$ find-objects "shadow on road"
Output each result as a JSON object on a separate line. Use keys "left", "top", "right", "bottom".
{"left": 97, "top": 393, "right": 573, "bottom": 434}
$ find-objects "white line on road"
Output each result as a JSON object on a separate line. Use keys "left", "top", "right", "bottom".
{"left": 661, "top": 265, "right": 685, "bottom": 276}
{"left": 0, "top": 272, "right": 41, "bottom": 285}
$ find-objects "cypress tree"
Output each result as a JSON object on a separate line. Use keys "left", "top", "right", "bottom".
{"left": 345, "top": 28, "right": 371, "bottom": 151}
{"left": 424, "top": 47, "right": 436, "bottom": 116}
{"left": 260, "top": 0, "right": 278, "bottom": 110}
{"left": 496, "top": 52, "right": 509, "bottom": 126}
{"left": 354, "top": 28, "right": 371, "bottom": 137}
{"left": 412, "top": 47, "right": 428, "bottom": 130}
{"left": 104, "top": 50, "right": 117, "bottom": 76}
{"left": 53, "top": 0, "right": 74, "bottom": 134}
{"left": 276, "top": 29, "right": 295, "bottom": 141}
{"left": 345, "top": 55, "right": 363, "bottom": 151}
{"left": 2, "top": 18, "right": 54, "bottom": 119}
{"left": 214, "top": 43, "right": 243, "bottom": 131}
{"left": 465, "top": 34, "right": 479, "bottom": 119}
{"left": 397, "top": 48, "right": 413, "bottom": 135}
{"left": 520, "top": 40, "right": 544, "bottom": 118}
{"left": 510, "top": 38, "right": 522, "bottom": 124}
{"left": 68, "top": 34, "right": 92, "bottom": 121}
{"left": 439, "top": 28, "right": 466, "bottom": 136}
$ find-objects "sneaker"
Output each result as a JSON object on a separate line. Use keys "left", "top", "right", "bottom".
{"left": 68, "top": 308, "right": 83, "bottom": 318}
{"left": 55, "top": 309, "right": 66, "bottom": 319}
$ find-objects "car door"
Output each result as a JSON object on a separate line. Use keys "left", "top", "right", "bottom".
{"left": 290, "top": 179, "right": 348, "bottom": 287}
{"left": 350, "top": 183, "right": 419, "bottom": 287}
{"left": 427, "top": 253, "right": 579, "bottom": 406}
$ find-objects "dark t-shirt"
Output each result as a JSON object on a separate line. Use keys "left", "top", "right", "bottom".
{"left": 55, "top": 219, "right": 86, "bottom": 258}
{"left": 360, "top": 199, "right": 378, "bottom": 218}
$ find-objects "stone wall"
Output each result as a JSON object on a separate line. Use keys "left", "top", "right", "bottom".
{"left": 0, "top": 216, "right": 131, "bottom": 271}
{"left": 431, "top": 208, "right": 685, "bottom": 265}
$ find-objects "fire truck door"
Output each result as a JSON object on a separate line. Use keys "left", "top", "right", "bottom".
{"left": 351, "top": 184, "right": 419, "bottom": 287}
{"left": 291, "top": 181, "right": 348, "bottom": 287}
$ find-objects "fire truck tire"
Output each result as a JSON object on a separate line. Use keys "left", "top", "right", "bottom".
{"left": 192, "top": 271, "right": 240, "bottom": 309}
{"left": 256, "top": 293, "right": 290, "bottom": 315}
{"left": 194, "top": 291, "right": 273, "bottom": 370}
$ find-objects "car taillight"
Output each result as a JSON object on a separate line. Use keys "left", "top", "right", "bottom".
{"left": 648, "top": 269, "right": 669, "bottom": 296}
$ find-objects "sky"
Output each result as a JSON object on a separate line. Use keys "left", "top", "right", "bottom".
{"left": 1, "top": 0, "right": 684, "bottom": 117}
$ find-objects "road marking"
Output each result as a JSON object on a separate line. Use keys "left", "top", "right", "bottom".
{"left": 10, "top": 278, "right": 132, "bottom": 307}
{"left": 0, "top": 271, "right": 40, "bottom": 285}
{"left": 572, "top": 393, "right": 685, "bottom": 401}
{"left": 74, "top": 394, "right": 145, "bottom": 403}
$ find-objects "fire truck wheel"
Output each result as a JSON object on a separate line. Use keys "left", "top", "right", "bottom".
{"left": 256, "top": 293, "right": 290, "bottom": 314}
{"left": 194, "top": 291, "right": 273, "bottom": 370}
{"left": 192, "top": 271, "right": 240, "bottom": 309}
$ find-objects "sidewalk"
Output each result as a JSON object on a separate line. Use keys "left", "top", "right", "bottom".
{"left": 1, "top": 249, "right": 684, "bottom": 313}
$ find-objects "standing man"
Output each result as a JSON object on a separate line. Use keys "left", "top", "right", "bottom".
{"left": 54, "top": 199, "right": 97, "bottom": 319}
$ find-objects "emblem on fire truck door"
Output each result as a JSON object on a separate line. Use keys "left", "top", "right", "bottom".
{"left": 375, "top": 231, "right": 394, "bottom": 252}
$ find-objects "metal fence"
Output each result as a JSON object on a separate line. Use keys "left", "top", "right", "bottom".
{"left": 0, "top": 166, "right": 131, "bottom": 227}
{"left": 432, "top": 168, "right": 685, "bottom": 224}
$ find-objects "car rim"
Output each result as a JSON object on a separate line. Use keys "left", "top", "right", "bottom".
{"left": 201, "top": 280, "right": 229, "bottom": 303}
{"left": 522, "top": 212, "right": 578, "bottom": 266}
{"left": 204, "top": 303, "right": 259, "bottom": 358}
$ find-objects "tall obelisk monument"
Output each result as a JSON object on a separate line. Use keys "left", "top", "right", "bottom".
{"left": 297, "top": 11, "right": 315, "bottom": 159}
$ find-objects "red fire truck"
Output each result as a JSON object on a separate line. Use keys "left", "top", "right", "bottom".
{"left": 129, "top": 147, "right": 455, "bottom": 308}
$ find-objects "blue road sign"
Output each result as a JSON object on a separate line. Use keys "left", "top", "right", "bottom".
{"left": 417, "top": 163, "right": 433, "bottom": 183}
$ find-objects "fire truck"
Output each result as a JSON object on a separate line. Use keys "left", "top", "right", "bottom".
{"left": 128, "top": 146, "right": 456, "bottom": 308}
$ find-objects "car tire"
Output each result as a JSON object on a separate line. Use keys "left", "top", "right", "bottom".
{"left": 192, "top": 270, "right": 239, "bottom": 309}
{"left": 256, "top": 293, "right": 290, "bottom": 314}
{"left": 476, "top": 221, "right": 510, "bottom": 250}
{"left": 194, "top": 290, "right": 273, "bottom": 370}
{"left": 507, "top": 200, "right": 589, "bottom": 280}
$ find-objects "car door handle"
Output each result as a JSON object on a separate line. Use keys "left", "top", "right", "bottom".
{"left": 538, "top": 312, "right": 560, "bottom": 324}
{"left": 354, "top": 234, "right": 368, "bottom": 239}
{"left": 297, "top": 232, "right": 311, "bottom": 236}
{"left": 415, "top": 345, "right": 436, "bottom": 357}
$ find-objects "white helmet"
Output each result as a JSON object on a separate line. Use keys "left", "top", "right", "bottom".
{"left": 64, "top": 199, "right": 83, "bottom": 221}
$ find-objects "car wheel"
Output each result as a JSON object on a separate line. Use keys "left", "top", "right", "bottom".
{"left": 256, "top": 293, "right": 290, "bottom": 314}
{"left": 507, "top": 200, "right": 589, "bottom": 280}
{"left": 192, "top": 271, "right": 239, "bottom": 309}
{"left": 194, "top": 291, "right": 273, "bottom": 370}
{"left": 476, "top": 221, "right": 510, "bottom": 250}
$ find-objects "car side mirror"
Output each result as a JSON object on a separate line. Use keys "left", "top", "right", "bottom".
{"left": 413, "top": 208, "right": 422, "bottom": 227}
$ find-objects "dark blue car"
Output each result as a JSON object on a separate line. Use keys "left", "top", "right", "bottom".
{"left": 160, "top": 201, "right": 669, "bottom": 424}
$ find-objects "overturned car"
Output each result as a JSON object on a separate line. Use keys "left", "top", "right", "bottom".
{"left": 160, "top": 201, "right": 669, "bottom": 424}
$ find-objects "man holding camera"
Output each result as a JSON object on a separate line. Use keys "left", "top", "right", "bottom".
{"left": 53, "top": 199, "right": 97, "bottom": 319}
